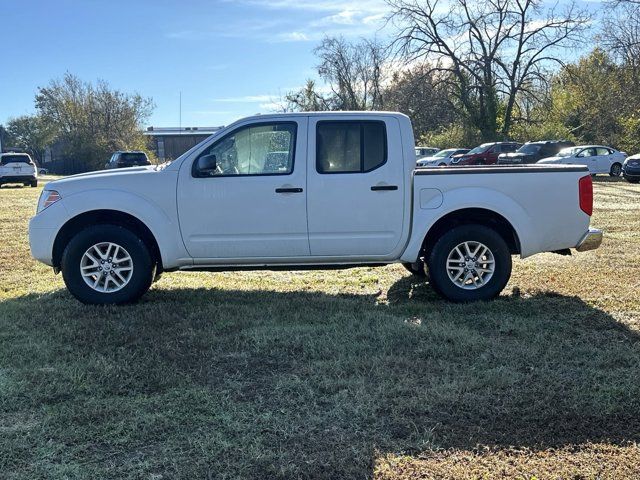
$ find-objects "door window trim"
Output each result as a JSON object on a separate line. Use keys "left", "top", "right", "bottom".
{"left": 191, "top": 121, "right": 298, "bottom": 178}
{"left": 316, "top": 120, "right": 388, "bottom": 174}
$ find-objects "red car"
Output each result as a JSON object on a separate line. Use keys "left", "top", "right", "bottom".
{"left": 451, "top": 142, "right": 521, "bottom": 166}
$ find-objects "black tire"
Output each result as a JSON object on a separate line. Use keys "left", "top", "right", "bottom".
{"left": 610, "top": 163, "right": 622, "bottom": 177}
{"left": 426, "top": 224, "right": 512, "bottom": 302}
{"left": 61, "top": 224, "right": 154, "bottom": 304}
{"left": 402, "top": 260, "right": 427, "bottom": 278}
{"left": 30, "top": 180, "right": 38, "bottom": 187}
{"left": 438, "top": 162, "right": 447, "bottom": 167}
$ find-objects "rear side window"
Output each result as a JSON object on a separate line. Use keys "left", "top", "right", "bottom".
{"left": 1, "top": 155, "right": 32, "bottom": 165}
{"left": 596, "top": 147, "right": 611, "bottom": 155}
{"left": 317, "top": 121, "right": 387, "bottom": 174}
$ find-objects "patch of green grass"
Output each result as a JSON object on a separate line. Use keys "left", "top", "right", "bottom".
{"left": 0, "top": 177, "right": 639, "bottom": 479}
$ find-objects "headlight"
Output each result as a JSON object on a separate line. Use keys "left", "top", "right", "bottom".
{"left": 37, "top": 190, "right": 61, "bottom": 213}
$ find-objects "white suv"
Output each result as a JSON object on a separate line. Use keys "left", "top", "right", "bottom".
{"left": 0, "top": 153, "right": 38, "bottom": 187}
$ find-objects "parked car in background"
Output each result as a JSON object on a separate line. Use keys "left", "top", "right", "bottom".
{"left": 537, "top": 145, "right": 626, "bottom": 176}
{"left": 622, "top": 154, "right": 640, "bottom": 183}
{"left": 497, "top": 140, "right": 575, "bottom": 165}
{"left": 417, "top": 148, "right": 470, "bottom": 167}
{"left": 415, "top": 146, "right": 440, "bottom": 158}
{"left": 30, "top": 111, "right": 601, "bottom": 305}
{"left": 105, "top": 151, "right": 151, "bottom": 169}
{"left": 452, "top": 142, "right": 521, "bottom": 166}
{"left": 0, "top": 153, "right": 38, "bottom": 187}
{"left": 38, "top": 168, "right": 49, "bottom": 175}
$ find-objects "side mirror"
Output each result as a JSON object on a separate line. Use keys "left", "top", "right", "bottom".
{"left": 196, "top": 154, "right": 217, "bottom": 176}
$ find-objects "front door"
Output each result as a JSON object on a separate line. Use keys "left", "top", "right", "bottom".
{"left": 177, "top": 118, "right": 310, "bottom": 260}
{"left": 306, "top": 116, "right": 405, "bottom": 258}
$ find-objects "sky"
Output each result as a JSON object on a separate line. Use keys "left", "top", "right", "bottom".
{"left": 0, "top": 0, "right": 391, "bottom": 128}
{"left": 1, "top": 0, "right": 603, "bottom": 129}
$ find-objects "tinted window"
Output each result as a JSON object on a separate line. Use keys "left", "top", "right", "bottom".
{"left": 317, "top": 121, "right": 387, "bottom": 173}
{"left": 468, "top": 144, "right": 491, "bottom": 155}
{"left": 120, "top": 153, "right": 148, "bottom": 163}
{"left": 502, "top": 144, "right": 518, "bottom": 153}
{"left": 518, "top": 144, "right": 542, "bottom": 154}
{"left": 1, "top": 155, "right": 32, "bottom": 165}
{"left": 195, "top": 122, "right": 296, "bottom": 177}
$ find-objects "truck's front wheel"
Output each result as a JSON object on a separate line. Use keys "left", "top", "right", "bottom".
{"left": 61, "top": 225, "right": 154, "bottom": 304}
{"left": 427, "top": 224, "right": 512, "bottom": 302}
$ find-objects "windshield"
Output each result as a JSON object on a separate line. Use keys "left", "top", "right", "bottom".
{"left": 120, "top": 153, "right": 148, "bottom": 163}
{"left": 467, "top": 144, "right": 491, "bottom": 155}
{"left": 517, "top": 144, "right": 542, "bottom": 154}
{"left": 434, "top": 149, "right": 456, "bottom": 158}
{"left": 558, "top": 147, "right": 580, "bottom": 157}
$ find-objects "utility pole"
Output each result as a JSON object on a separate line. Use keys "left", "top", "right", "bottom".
{"left": 179, "top": 91, "right": 182, "bottom": 132}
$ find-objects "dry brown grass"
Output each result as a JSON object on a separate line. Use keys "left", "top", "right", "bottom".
{"left": 0, "top": 175, "right": 639, "bottom": 479}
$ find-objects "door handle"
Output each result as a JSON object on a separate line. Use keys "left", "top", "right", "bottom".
{"left": 371, "top": 185, "right": 398, "bottom": 191}
{"left": 275, "top": 187, "right": 303, "bottom": 193}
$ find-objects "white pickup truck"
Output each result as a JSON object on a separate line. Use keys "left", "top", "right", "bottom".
{"left": 29, "top": 112, "right": 602, "bottom": 304}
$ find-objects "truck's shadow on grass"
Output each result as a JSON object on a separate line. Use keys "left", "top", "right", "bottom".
{"left": 2, "top": 278, "right": 640, "bottom": 479}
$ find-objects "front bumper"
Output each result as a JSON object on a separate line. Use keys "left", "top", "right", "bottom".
{"left": 575, "top": 228, "right": 603, "bottom": 252}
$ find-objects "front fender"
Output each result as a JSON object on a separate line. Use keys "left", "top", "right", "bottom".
{"left": 401, "top": 186, "right": 536, "bottom": 263}
{"left": 57, "top": 189, "right": 191, "bottom": 269}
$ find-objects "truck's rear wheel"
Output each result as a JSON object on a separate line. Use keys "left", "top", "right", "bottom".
{"left": 61, "top": 224, "right": 154, "bottom": 304}
{"left": 427, "top": 224, "right": 511, "bottom": 302}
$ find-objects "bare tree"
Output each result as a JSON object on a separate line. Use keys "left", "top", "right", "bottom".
{"left": 286, "top": 37, "right": 389, "bottom": 112}
{"left": 600, "top": 0, "right": 640, "bottom": 70}
{"left": 387, "top": 0, "right": 591, "bottom": 139}
{"left": 384, "top": 64, "right": 456, "bottom": 137}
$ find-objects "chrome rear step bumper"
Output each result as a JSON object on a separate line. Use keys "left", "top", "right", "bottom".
{"left": 576, "top": 228, "right": 603, "bottom": 252}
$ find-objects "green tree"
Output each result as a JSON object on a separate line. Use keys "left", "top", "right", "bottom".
{"left": 35, "top": 73, "right": 154, "bottom": 171}
{"left": 5, "top": 115, "right": 56, "bottom": 164}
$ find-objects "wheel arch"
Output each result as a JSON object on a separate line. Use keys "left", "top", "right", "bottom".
{"left": 52, "top": 210, "right": 162, "bottom": 272}
{"left": 420, "top": 208, "right": 521, "bottom": 258}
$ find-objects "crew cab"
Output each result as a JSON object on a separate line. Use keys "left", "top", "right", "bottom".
{"left": 29, "top": 112, "right": 602, "bottom": 305}
{"left": 0, "top": 153, "right": 38, "bottom": 187}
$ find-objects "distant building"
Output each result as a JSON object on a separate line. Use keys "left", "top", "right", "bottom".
{"left": 144, "top": 126, "right": 223, "bottom": 162}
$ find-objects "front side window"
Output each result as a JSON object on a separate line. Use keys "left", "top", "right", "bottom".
{"left": 194, "top": 122, "right": 296, "bottom": 177}
{"left": 518, "top": 144, "right": 542, "bottom": 154}
{"left": 317, "top": 121, "right": 387, "bottom": 173}
{"left": 577, "top": 148, "right": 596, "bottom": 157}
{"left": 468, "top": 144, "right": 491, "bottom": 155}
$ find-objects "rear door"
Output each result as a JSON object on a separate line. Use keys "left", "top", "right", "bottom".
{"left": 306, "top": 116, "right": 405, "bottom": 257}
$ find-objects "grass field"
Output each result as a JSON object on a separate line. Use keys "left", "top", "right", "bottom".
{"left": 1, "top": 176, "right": 639, "bottom": 479}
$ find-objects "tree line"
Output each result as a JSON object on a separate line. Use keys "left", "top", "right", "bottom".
{"left": 2, "top": 0, "right": 640, "bottom": 172}
{"left": 1, "top": 73, "right": 153, "bottom": 171}
{"left": 286, "top": 0, "right": 640, "bottom": 154}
